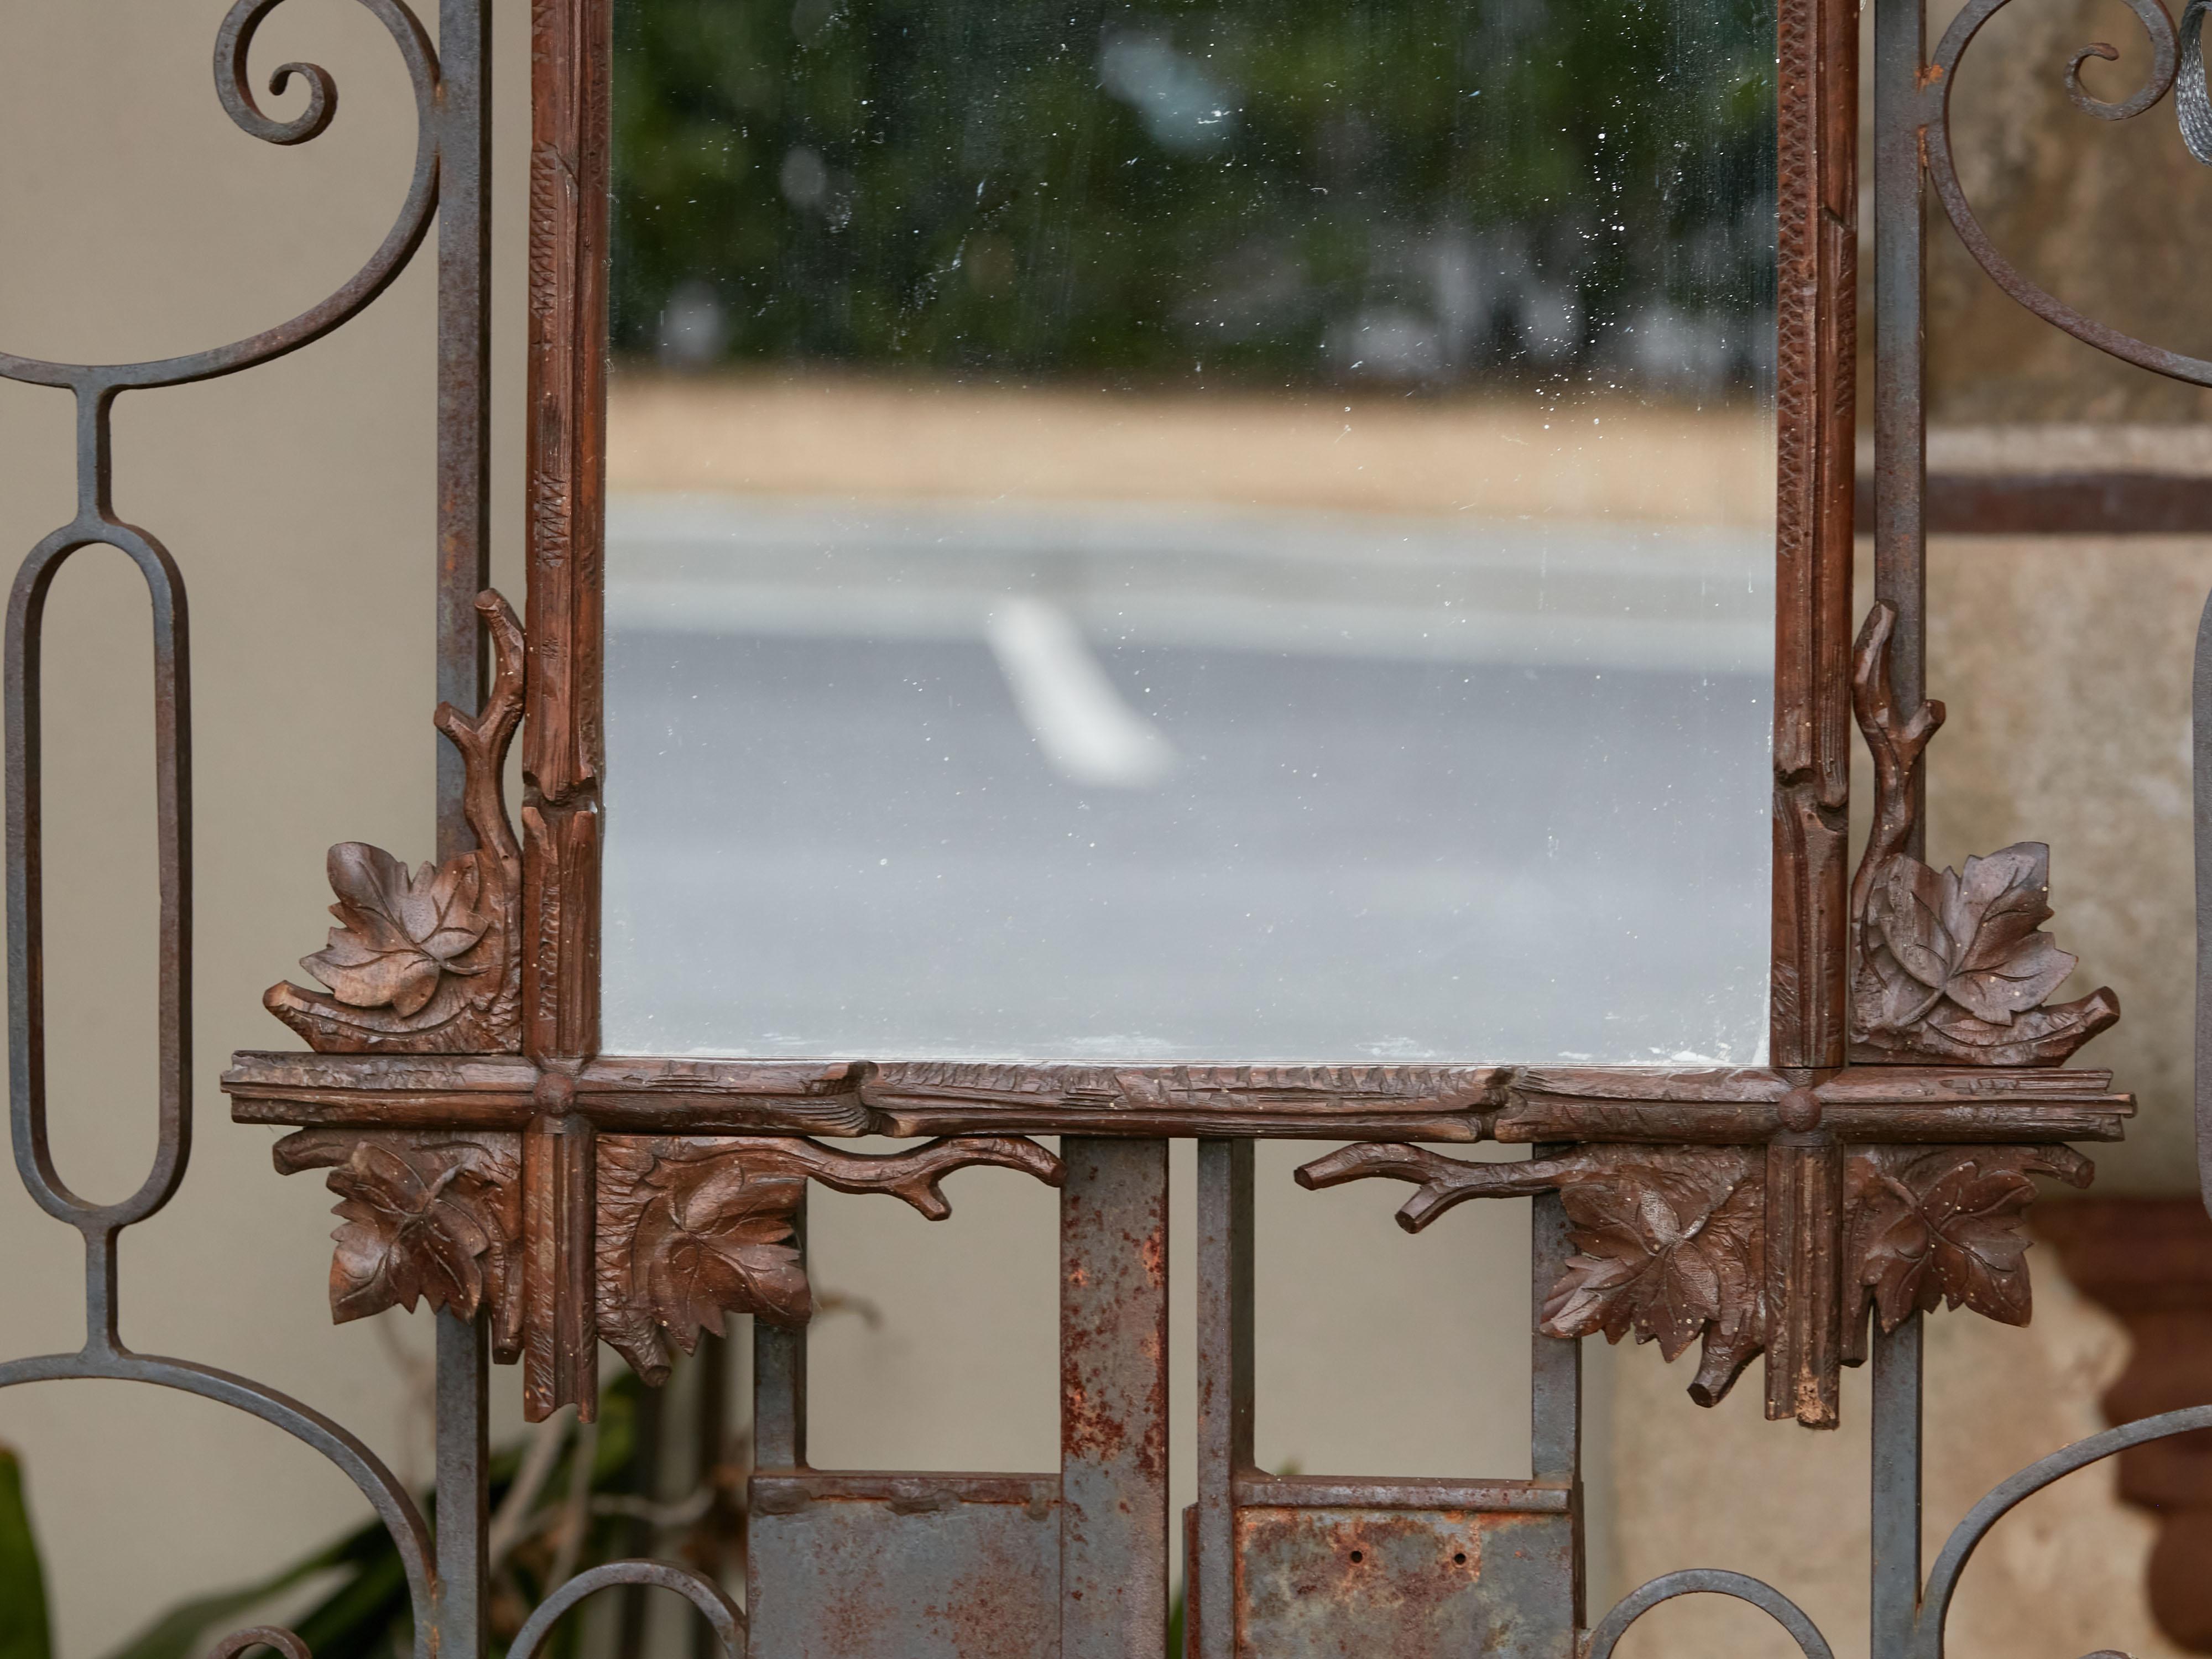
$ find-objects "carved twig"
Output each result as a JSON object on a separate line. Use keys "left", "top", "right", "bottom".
{"left": 596, "top": 1135, "right": 1064, "bottom": 1384}
{"left": 765, "top": 1134, "right": 1067, "bottom": 1218}
{"left": 434, "top": 591, "right": 526, "bottom": 875}
{"left": 1849, "top": 602, "right": 1946, "bottom": 932}
{"left": 1295, "top": 1144, "right": 1575, "bottom": 1232}
{"left": 266, "top": 589, "right": 526, "bottom": 1053}
{"left": 1848, "top": 601, "right": 2118, "bottom": 1065}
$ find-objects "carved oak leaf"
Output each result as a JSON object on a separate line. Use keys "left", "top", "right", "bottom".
{"left": 1541, "top": 1150, "right": 1764, "bottom": 1364}
{"left": 302, "top": 843, "right": 493, "bottom": 1017}
{"left": 272, "top": 1132, "right": 521, "bottom": 1335}
{"left": 627, "top": 1141, "right": 812, "bottom": 1343}
{"left": 597, "top": 1135, "right": 1066, "bottom": 1385}
{"left": 1846, "top": 1145, "right": 2093, "bottom": 1332}
{"left": 1865, "top": 844, "right": 2075, "bottom": 1027}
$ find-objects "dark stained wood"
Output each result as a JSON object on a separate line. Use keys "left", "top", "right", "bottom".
{"left": 226, "top": 1055, "right": 2132, "bottom": 1141}
{"left": 273, "top": 1128, "right": 525, "bottom": 1362}
{"left": 1770, "top": 0, "right": 1858, "bottom": 1072}
{"left": 1763, "top": 1132, "right": 1843, "bottom": 1427}
{"left": 517, "top": 0, "right": 610, "bottom": 1421}
{"left": 263, "top": 594, "right": 525, "bottom": 1053}
{"left": 523, "top": 1105, "right": 597, "bottom": 1421}
{"left": 595, "top": 1134, "right": 1062, "bottom": 1384}
{"left": 1299, "top": 1131, "right": 2106, "bottom": 1418}
{"left": 1850, "top": 603, "right": 2120, "bottom": 1065}
{"left": 2038, "top": 1199, "right": 2212, "bottom": 1653}
{"left": 525, "top": 0, "right": 608, "bottom": 812}
{"left": 1846, "top": 1144, "right": 2093, "bottom": 1332}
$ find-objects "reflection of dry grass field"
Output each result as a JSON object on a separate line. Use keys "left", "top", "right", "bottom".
{"left": 608, "top": 370, "right": 1776, "bottom": 526}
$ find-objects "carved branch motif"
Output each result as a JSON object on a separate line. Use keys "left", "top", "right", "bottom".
{"left": 1850, "top": 602, "right": 2119, "bottom": 1065}
{"left": 1844, "top": 1144, "right": 2092, "bottom": 1333}
{"left": 266, "top": 592, "right": 526, "bottom": 1053}
{"left": 596, "top": 1135, "right": 1065, "bottom": 1385}
{"left": 273, "top": 1128, "right": 523, "bottom": 1360}
{"left": 1302, "top": 1136, "right": 2096, "bottom": 1410}
{"left": 1298, "top": 1143, "right": 1768, "bottom": 1406}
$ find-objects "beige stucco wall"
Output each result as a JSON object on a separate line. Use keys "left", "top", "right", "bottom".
{"left": 0, "top": 0, "right": 2197, "bottom": 1655}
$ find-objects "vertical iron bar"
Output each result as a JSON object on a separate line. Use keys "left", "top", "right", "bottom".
{"left": 435, "top": 1311, "right": 490, "bottom": 1659}
{"left": 1529, "top": 1178, "right": 1584, "bottom": 1627}
{"left": 1873, "top": 0, "right": 1929, "bottom": 1635}
{"left": 691, "top": 1331, "right": 731, "bottom": 1659}
{"left": 615, "top": 1369, "right": 666, "bottom": 1659}
{"left": 432, "top": 0, "right": 493, "bottom": 1647}
{"left": 1193, "top": 1140, "right": 1252, "bottom": 1659}
{"left": 1872, "top": 1314, "right": 1924, "bottom": 1658}
{"left": 754, "top": 1191, "right": 808, "bottom": 1469}
{"left": 1060, "top": 1138, "right": 1171, "bottom": 1659}
{"left": 437, "top": 0, "right": 494, "bottom": 855}
{"left": 1875, "top": 0, "right": 1928, "bottom": 855}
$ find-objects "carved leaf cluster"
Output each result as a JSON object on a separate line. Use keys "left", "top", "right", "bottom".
{"left": 302, "top": 843, "right": 494, "bottom": 1016}
{"left": 266, "top": 589, "right": 524, "bottom": 1054}
{"left": 273, "top": 1133, "right": 520, "bottom": 1329}
{"left": 1845, "top": 1145, "right": 2091, "bottom": 1332}
{"left": 598, "top": 1140, "right": 811, "bottom": 1385}
{"left": 1541, "top": 1149, "right": 1764, "bottom": 1365}
{"left": 1858, "top": 845, "right": 2080, "bottom": 1043}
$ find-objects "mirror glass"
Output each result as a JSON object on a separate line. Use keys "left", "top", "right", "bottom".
{"left": 602, "top": 0, "right": 1777, "bottom": 1062}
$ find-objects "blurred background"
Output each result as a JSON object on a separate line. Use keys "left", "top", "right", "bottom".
{"left": 3, "top": 0, "right": 2211, "bottom": 1657}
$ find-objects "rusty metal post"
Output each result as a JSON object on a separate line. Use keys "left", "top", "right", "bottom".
{"left": 431, "top": 0, "right": 493, "bottom": 1650}
{"left": 1060, "top": 1139, "right": 1170, "bottom": 1659}
{"left": 1530, "top": 1183, "right": 1585, "bottom": 1628}
{"left": 437, "top": 0, "right": 495, "bottom": 855}
{"left": 755, "top": 1191, "right": 809, "bottom": 1470}
{"left": 1874, "top": 0, "right": 1927, "bottom": 852}
{"left": 1192, "top": 1140, "right": 1253, "bottom": 1659}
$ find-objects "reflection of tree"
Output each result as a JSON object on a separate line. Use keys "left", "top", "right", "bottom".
{"left": 611, "top": 0, "right": 1776, "bottom": 391}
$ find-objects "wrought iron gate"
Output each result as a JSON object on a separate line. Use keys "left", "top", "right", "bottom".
{"left": 9, "top": 0, "right": 2212, "bottom": 1653}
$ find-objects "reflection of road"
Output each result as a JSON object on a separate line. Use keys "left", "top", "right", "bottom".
{"left": 602, "top": 495, "right": 1773, "bottom": 1064}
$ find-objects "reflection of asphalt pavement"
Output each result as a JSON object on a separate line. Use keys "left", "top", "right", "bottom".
{"left": 602, "top": 494, "right": 1773, "bottom": 1064}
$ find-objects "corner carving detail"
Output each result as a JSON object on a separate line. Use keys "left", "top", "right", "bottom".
{"left": 1298, "top": 1135, "right": 2091, "bottom": 1409}
{"left": 1843, "top": 1142, "right": 2091, "bottom": 1334}
{"left": 1849, "top": 602, "right": 2119, "bottom": 1065}
{"left": 265, "top": 592, "right": 525, "bottom": 1053}
{"left": 596, "top": 1134, "right": 1066, "bottom": 1385}
{"left": 273, "top": 1128, "right": 524, "bottom": 1361}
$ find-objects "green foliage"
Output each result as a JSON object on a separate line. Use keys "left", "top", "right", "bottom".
{"left": 611, "top": 0, "right": 1776, "bottom": 387}
{"left": 84, "top": 1376, "right": 659, "bottom": 1659}
{"left": 0, "top": 1447, "right": 53, "bottom": 1659}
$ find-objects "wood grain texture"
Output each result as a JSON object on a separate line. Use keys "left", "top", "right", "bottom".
{"left": 225, "top": 1056, "right": 2131, "bottom": 1140}
{"left": 1849, "top": 603, "right": 2121, "bottom": 1065}
{"left": 524, "top": 1105, "right": 598, "bottom": 1420}
{"left": 1770, "top": 0, "right": 1858, "bottom": 1071}
{"left": 1762, "top": 1133, "right": 1843, "bottom": 1426}
{"left": 594, "top": 1134, "right": 1063, "bottom": 1384}
{"left": 270, "top": 1128, "right": 524, "bottom": 1362}
{"left": 1843, "top": 1142, "right": 2091, "bottom": 1333}
{"left": 264, "top": 593, "right": 525, "bottom": 1053}
{"left": 1300, "top": 1133, "right": 2099, "bottom": 1417}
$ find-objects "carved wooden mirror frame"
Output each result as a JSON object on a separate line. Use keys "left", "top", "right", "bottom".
{"left": 205, "top": 0, "right": 2148, "bottom": 1642}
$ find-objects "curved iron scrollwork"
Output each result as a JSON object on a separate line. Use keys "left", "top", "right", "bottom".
{"left": 0, "top": 4, "right": 451, "bottom": 1653}
{"left": 1924, "top": 0, "right": 2212, "bottom": 384}
{"left": 1586, "top": 1405, "right": 2212, "bottom": 1659}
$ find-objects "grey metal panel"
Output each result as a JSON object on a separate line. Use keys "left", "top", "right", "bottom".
{"left": 747, "top": 1480, "right": 1060, "bottom": 1659}
{"left": 1233, "top": 1507, "right": 1576, "bottom": 1659}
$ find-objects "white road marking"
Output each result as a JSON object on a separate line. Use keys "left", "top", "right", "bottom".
{"left": 983, "top": 597, "right": 1177, "bottom": 789}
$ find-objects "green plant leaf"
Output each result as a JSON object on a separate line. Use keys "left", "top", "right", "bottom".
{"left": 0, "top": 1446, "right": 53, "bottom": 1659}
